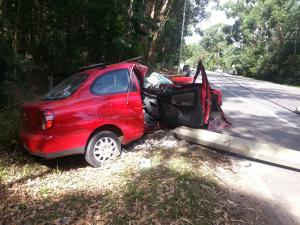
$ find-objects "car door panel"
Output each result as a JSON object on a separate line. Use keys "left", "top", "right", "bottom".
{"left": 157, "top": 84, "right": 204, "bottom": 128}
{"left": 90, "top": 69, "right": 144, "bottom": 143}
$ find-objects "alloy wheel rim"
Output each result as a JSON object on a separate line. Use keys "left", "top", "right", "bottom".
{"left": 93, "top": 137, "right": 118, "bottom": 163}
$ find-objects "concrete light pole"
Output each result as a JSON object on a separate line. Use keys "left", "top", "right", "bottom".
{"left": 178, "top": 0, "right": 187, "bottom": 74}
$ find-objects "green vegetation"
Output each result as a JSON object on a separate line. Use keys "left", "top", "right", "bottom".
{"left": 184, "top": 0, "right": 300, "bottom": 85}
{"left": 1, "top": 141, "right": 262, "bottom": 224}
{"left": 0, "top": 106, "right": 20, "bottom": 146}
{"left": 0, "top": 0, "right": 211, "bottom": 146}
{"left": 1, "top": 0, "right": 299, "bottom": 146}
{"left": 0, "top": 0, "right": 209, "bottom": 105}
{"left": 0, "top": 2, "right": 297, "bottom": 224}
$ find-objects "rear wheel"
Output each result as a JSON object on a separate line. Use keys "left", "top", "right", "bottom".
{"left": 85, "top": 131, "right": 121, "bottom": 167}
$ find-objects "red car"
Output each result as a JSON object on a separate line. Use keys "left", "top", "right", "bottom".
{"left": 19, "top": 59, "right": 223, "bottom": 167}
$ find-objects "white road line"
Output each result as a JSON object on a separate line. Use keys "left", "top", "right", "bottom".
{"left": 212, "top": 82, "right": 300, "bottom": 129}
{"left": 217, "top": 72, "right": 300, "bottom": 114}
{"left": 210, "top": 74, "right": 300, "bottom": 225}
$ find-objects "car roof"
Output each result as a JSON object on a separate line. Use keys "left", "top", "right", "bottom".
{"left": 78, "top": 62, "right": 148, "bottom": 79}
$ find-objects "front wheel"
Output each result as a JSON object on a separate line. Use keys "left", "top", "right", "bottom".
{"left": 85, "top": 131, "right": 121, "bottom": 167}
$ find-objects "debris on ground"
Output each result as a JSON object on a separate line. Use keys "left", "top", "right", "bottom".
{"left": 139, "top": 158, "right": 151, "bottom": 169}
{"left": 208, "top": 112, "right": 231, "bottom": 133}
{"left": 0, "top": 130, "right": 272, "bottom": 225}
{"left": 131, "top": 130, "right": 188, "bottom": 151}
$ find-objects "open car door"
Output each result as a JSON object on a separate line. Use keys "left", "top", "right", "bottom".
{"left": 142, "top": 59, "right": 229, "bottom": 130}
{"left": 157, "top": 84, "right": 205, "bottom": 128}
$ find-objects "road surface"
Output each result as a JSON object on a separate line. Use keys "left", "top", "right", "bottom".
{"left": 206, "top": 71, "right": 300, "bottom": 225}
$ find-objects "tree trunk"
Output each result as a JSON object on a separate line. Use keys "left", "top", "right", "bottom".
{"left": 14, "top": 0, "right": 21, "bottom": 54}
{"left": 150, "top": 0, "right": 156, "bottom": 19}
{"left": 178, "top": 0, "right": 186, "bottom": 74}
{"left": 147, "top": 0, "right": 172, "bottom": 63}
{"left": 128, "top": 0, "right": 134, "bottom": 18}
{"left": 13, "top": 0, "right": 21, "bottom": 79}
{"left": 294, "top": 26, "right": 299, "bottom": 56}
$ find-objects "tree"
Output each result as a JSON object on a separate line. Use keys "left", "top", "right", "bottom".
{"left": 184, "top": 0, "right": 300, "bottom": 84}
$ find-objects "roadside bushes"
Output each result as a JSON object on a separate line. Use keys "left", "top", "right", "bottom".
{"left": 0, "top": 41, "right": 48, "bottom": 148}
{"left": 256, "top": 45, "right": 300, "bottom": 85}
{"left": 0, "top": 106, "right": 20, "bottom": 147}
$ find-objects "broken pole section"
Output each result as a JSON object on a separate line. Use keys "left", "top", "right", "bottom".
{"left": 174, "top": 126, "right": 300, "bottom": 171}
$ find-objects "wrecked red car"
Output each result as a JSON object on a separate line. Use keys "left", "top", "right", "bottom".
{"left": 19, "top": 59, "right": 223, "bottom": 167}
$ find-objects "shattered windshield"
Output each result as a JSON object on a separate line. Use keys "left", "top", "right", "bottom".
{"left": 144, "top": 72, "right": 173, "bottom": 88}
{"left": 43, "top": 74, "right": 88, "bottom": 100}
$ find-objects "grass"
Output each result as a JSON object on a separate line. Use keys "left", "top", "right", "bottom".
{"left": 0, "top": 106, "right": 20, "bottom": 147}
{"left": 0, "top": 164, "right": 8, "bottom": 180}
{"left": 0, "top": 106, "right": 49, "bottom": 184}
{"left": 38, "top": 187, "right": 52, "bottom": 197}
{"left": 113, "top": 168, "right": 218, "bottom": 225}
{"left": 0, "top": 146, "right": 49, "bottom": 184}
{"left": 0, "top": 133, "right": 263, "bottom": 224}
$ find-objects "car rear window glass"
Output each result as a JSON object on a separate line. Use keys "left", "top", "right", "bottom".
{"left": 91, "top": 69, "right": 130, "bottom": 95}
{"left": 43, "top": 74, "right": 88, "bottom": 100}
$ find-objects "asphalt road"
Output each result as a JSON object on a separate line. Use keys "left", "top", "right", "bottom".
{"left": 206, "top": 71, "right": 300, "bottom": 224}
{"left": 208, "top": 72, "right": 300, "bottom": 150}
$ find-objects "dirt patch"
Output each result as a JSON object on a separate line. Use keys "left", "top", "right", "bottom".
{"left": 0, "top": 130, "right": 273, "bottom": 224}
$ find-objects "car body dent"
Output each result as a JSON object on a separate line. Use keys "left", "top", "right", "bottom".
{"left": 19, "top": 61, "right": 224, "bottom": 159}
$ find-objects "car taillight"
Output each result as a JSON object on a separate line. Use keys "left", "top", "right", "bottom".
{"left": 40, "top": 110, "right": 54, "bottom": 130}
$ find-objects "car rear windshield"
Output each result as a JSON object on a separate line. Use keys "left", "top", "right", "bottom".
{"left": 43, "top": 74, "right": 88, "bottom": 100}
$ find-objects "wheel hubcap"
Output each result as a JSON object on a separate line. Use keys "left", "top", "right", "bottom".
{"left": 93, "top": 137, "right": 118, "bottom": 163}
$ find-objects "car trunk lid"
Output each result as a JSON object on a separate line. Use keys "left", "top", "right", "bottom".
{"left": 20, "top": 101, "right": 51, "bottom": 131}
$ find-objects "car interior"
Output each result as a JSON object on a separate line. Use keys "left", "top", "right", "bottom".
{"left": 138, "top": 72, "right": 204, "bottom": 128}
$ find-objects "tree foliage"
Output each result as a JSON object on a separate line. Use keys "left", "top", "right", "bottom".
{"left": 0, "top": 0, "right": 210, "bottom": 107}
{"left": 184, "top": 0, "right": 300, "bottom": 85}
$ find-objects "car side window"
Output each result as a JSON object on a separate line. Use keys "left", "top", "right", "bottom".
{"left": 91, "top": 69, "right": 129, "bottom": 95}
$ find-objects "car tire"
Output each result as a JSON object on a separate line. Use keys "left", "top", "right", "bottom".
{"left": 85, "top": 131, "right": 121, "bottom": 167}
